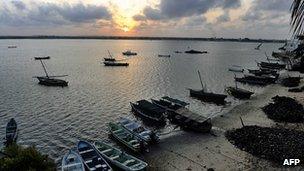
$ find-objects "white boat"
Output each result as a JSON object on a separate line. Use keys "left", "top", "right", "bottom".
{"left": 94, "top": 141, "right": 148, "bottom": 171}
{"left": 118, "top": 117, "right": 159, "bottom": 144}
{"left": 62, "top": 150, "right": 85, "bottom": 171}
{"left": 123, "top": 50, "right": 137, "bottom": 56}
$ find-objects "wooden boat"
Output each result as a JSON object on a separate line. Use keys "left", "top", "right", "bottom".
{"left": 5, "top": 118, "right": 18, "bottom": 146}
{"left": 174, "top": 51, "right": 182, "bottom": 53}
{"left": 225, "top": 86, "right": 254, "bottom": 100}
{"left": 185, "top": 49, "right": 207, "bottom": 54}
{"left": 8, "top": 46, "right": 17, "bottom": 48}
{"left": 118, "top": 117, "right": 159, "bottom": 144}
{"left": 104, "top": 61, "right": 129, "bottom": 66}
{"left": 108, "top": 122, "right": 145, "bottom": 153}
{"left": 61, "top": 150, "right": 85, "bottom": 171}
{"left": 228, "top": 65, "right": 244, "bottom": 72}
{"left": 34, "top": 56, "right": 50, "bottom": 60}
{"left": 94, "top": 141, "right": 148, "bottom": 171}
{"left": 244, "top": 75, "right": 277, "bottom": 84}
{"left": 104, "top": 50, "right": 116, "bottom": 61}
{"left": 152, "top": 97, "right": 212, "bottom": 133}
{"left": 130, "top": 100, "right": 166, "bottom": 125}
{"left": 234, "top": 77, "right": 268, "bottom": 86}
{"left": 254, "top": 43, "right": 262, "bottom": 50}
{"left": 123, "top": 51, "right": 137, "bottom": 56}
{"left": 189, "top": 71, "right": 227, "bottom": 105}
{"left": 247, "top": 69, "right": 278, "bottom": 76}
{"left": 77, "top": 140, "right": 112, "bottom": 171}
{"left": 34, "top": 59, "right": 68, "bottom": 87}
{"left": 158, "top": 54, "right": 170, "bottom": 57}
{"left": 257, "top": 61, "right": 286, "bottom": 70}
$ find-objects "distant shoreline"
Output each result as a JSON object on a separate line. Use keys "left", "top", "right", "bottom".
{"left": 0, "top": 36, "right": 285, "bottom": 43}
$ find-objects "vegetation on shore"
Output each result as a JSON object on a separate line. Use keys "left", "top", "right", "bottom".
{"left": 0, "top": 143, "right": 56, "bottom": 171}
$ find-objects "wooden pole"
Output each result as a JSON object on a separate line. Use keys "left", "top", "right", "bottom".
{"left": 240, "top": 117, "right": 244, "bottom": 127}
{"left": 197, "top": 70, "right": 205, "bottom": 91}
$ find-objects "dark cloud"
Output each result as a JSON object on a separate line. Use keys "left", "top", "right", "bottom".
{"left": 254, "top": 0, "right": 291, "bottom": 12}
{"left": 133, "top": 14, "right": 146, "bottom": 21}
{"left": 11, "top": 1, "right": 26, "bottom": 10}
{"left": 143, "top": 7, "right": 163, "bottom": 20}
{"left": 217, "top": 14, "right": 230, "bottom": 22}
{"left": 223, "top": 0, "right": 240, "bottom": 9}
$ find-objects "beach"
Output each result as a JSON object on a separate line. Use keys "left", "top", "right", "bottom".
{"left": 145, "top": 71, "right": 304, "bottom": 171}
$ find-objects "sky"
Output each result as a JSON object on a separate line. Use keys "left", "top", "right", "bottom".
{"left": 0, "top": 0, "right": 294, "bottom": 39}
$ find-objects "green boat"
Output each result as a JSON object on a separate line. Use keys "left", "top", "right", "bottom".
{"left": 108, "top": 122, "right": 145, "bottom": 153}
{"left": 94, "top": 141, "right": 148, "bottom": 171}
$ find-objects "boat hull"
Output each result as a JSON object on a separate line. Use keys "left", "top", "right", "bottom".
{"left": 5, "top": 118, "right": 18, "bottom": 146}
{"left": 104, "top": 62, "right": 129, "bottom": 66}
{"left": 225, "top": 87, "right": 253, "bottom": 100}
{"left": 189, "top": 89, "right": 227, "bottom": 105}
{"left": 37, "top": 77, "right": 68, "bottom": 87}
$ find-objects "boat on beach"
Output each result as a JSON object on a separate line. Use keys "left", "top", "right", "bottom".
{"left": 185, "top": 49, "right": 207, "bottom": 54}
{"left": 158, "top": 54, "right": 170, "bottom": 57}
{"left": 103, "top": 61, "right": 129, "bottom": 66}
{"left": 34, "top": 56, "right": 50, "bottom": 60}
{"left": 257, "top": 61, "right": 286, "bottom": 70}
{"left": 225, "top": 86, "right": 254, "bottom": 100}
{"left": 123, "top": 50, "right": 137, "bottom": 56}
{"left": 189, "top": 71, "right": 227, "bottom": 105}
{"left": 247, "top": 68, "right": 278, "bottom": 77}
{"left": 152, "top": 97, "right": 212, "bottom": 133}
{"left": 94, "top": 141, "right": 148, "bottom": 171}
{"left": 5, "top": 118, "right": 18, "bottom": 146}
{"left": 61, "top": 150, "right": 85, "bottom": 171}
{"left": 77, "top": 140, "right": 112, "bottom": 171}
{"left": 228, "top": 65, "right": 244, "bottom": 72}
{"left": 130, "top": 100, "right": 166, "bottom": 125}
{"left": 108, "top": 122, "right": 146, "bottom": 153}
{"left": 118, "top": 117, "right": 159, "bottom": 144}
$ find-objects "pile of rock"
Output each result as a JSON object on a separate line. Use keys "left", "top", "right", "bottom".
{"left": 262, "top": 96, "right": 304, "bottom": 123}
{"left": 226, "top": 126, "right": 304, "bottom": 165}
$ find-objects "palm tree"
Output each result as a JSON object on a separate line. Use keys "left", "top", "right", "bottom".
{"left": 291, "top": 0, "right": 304, "bottom": 35}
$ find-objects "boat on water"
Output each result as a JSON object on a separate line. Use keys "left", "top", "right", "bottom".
{"left": 108, "top": 122, "right": 146, "bottom": 153}
{"left": 189, "top": 71, "right": 227, "bottom": 105}
{"left": 158, "top": 54, "right": 170, "bottom": 57}
{"left": 225, "top": 86, "right": 254, "bottom": 100}
{"left": 104, "top": 50, "right": 116, "bottom": 61}
{"left": 152, "top": 97, "right": 212, "bottom": 133}
{"left": 185, "top": 49, "right": 207, "bottom": 54}
{"left": 103, "top": 61, "right": 129, "bottom": 66}
{"left": 118, "top": 117, "right": 159, "bottom": 144}
{"left": 130, "top": 100, "right": 166, "bottom": 125}
{"left": 34, "top": 56, "right": 50, "bottom": 60}
{"left": 8, "top": 46, "right": 17, "bottom": 48}
{"left": 255, "top": 43, "right": 262, "bottom": 50}
{"left": 94, "top": 141, "right": 148, "bottom": 171}
{"left": 5, "top": 118, "right": 18, "bottom": 146}
{"left": 77, "top": 140, "right": 112, "bottom": 171}
{"left": 33, "top": 59, "right": 68, "bottom": 87}
{"left": 228, "top": 65, "right": 244, "bottom": 72}
{"left": 174, "top": 51, "right": 183, "bottom": 53}
{"left": 61, "top": 150, "right": 85, "bottom": 171}
{"left": 123, "top": 50, "right": 137, "bottom": 56}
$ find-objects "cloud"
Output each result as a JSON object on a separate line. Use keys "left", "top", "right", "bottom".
{"left": 11, "top": 1, "right": 26, "bottom": 10}
{"left": 217, "top": 14, "right": 230, "bottom": 22}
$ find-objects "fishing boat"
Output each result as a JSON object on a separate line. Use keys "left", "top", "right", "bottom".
{"left": 34, "top": 56, "right": 50, "bottom": 60}
{"left": 188, "top": 71, "right": 227, "bottom": 105}
{"left": 33, "top": 59, "right": 68, "bottom": 87}
{"left": 234, "top": 74, "right": 276, "bottom": 86}
{"left": 8, "top": 45, "right": 17, "bottom": 48}
{"left": 118, "top": 117, "right": 159, "bottom": 144}
{"left": 130, "top": 100, "right": 166, "bottom": 125}
{"left": 158, "top": 54, "right": 170, "bottom": 57}
{"left": 94, "top": 141, "right": 148, "bottom": 171}
{"left": 185, "top": 49, "right": 207, "bottom": 54}
{"left": 123, "top": 50, "right": 137, "bottom": 56}
{"left": 247, "top": 69, "right": 278, "bottom": 77}
{"left": 225, "top": 83, "right": 254, "bottom": 100}
{"left": 174, "top": 51, "right": 182, "bottom": 53}
{"left": 228, "top": 65, "right": 244, "bottom": 72}
{"left": 61, "top": 150, "right": 85, "bottom": 171}
{"left": 255, "top": 43, "right": 262, "bottom": 50}
{"left": 257, "top": 61, "right": 286, "bottom": 70}
{"left": 5, "top": 118, "right": 18, "bottom": 146}
{"left": 103, "top": 61, "right": 129, "bottom": 66}
{"left": 104, "top": 50, "right": 116, "bottom": 61}
{"left": 152, "top": 97, "right": 212, "bottom": 133}
{"left": 77, "top": 140, "right": 112, "bottom": 171}
{"left": 108, "top": 122, "right": 145, "bottom": 153}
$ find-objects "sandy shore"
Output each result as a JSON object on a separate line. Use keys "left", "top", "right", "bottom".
{"left": 144, "top": 72, "right": 304, "bottom": 171}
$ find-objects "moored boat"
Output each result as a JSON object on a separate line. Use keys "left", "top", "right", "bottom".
{"left": 34, "top": 56, "right": 50, "bottom": 60}
{"left": 108, "top": 122, "right": 146, "bottom": 153}
{"left": 158, "top": 54, "right": 170, "bottom": 57}
{"left": 94, "top": 141, "right": 148, "bottom": 171}
{"left": 151, "top": 96, "right": 189, "bottom": 111}
{"left": 77, "top": 140, "right": 112, "bottom": 171}
{"left": 228, "top": 65, "right": 244, "bottom": 72}
{"left": 5, "top": 118, "right": 18, "bottom": 146}
{"left": 225, "top": 86, "right": 254, "bottom": 100}
{"left": 185, "top": 49, "right": 207, "bottom": 54}
{"left": 123, "top": 50, "right": 137, "bottom": 56}
{"left": 61, "top": 150, "right": 85, "bottom": 171}
{"left": 257, "top": 61, "right": 286, "bottom": 70}
{"left": 130, "top": 100, "right": 166, "bottom": 125}
{"left": 104, "top": 50, "right": 116, "bottom": 61}
{"left": 8, "top": 46, "right": 17, "bottom": 48}
{"left": 118, "top": 117, "right": 159, "bottom": 144}
{"left": 103, "top": 61, "right": 129, "bottom": 66}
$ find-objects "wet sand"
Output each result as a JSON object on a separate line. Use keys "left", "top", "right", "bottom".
{"left": 145, "top": 72, "right": 304, "bottom": 171}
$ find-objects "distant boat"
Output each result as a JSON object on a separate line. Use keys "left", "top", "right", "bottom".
{"left": 94, "top": 141, "right": 148, "bottom": 171}
{"left": 118, "top": 117, "right": 159, "bottom": 144}
{"left": 5, "top": 118, "right": 18, "bottom": 146}
{"left": 34, "top": 56, "right": 50, "bottom": 60}
{"left": 108, "top": 122, "right": 146, "bottom": 153}
{"left": 104, "top": 50, "right": 116, "bottom": 61}
{"left": 123, "top": 50, "right": 137, "bottom": 56}
{"left": 158, "top": 54, "right": 170, "bottom": 57}
{"left": 33, "top": 59, "right": 68, "bottom": 87}
{"left": 103, "top": 61, "right": 129, "bottom": 66}
{"left": 8, "top": 46, "right": 17, "bottom": 48}
{"left": 188, "top": 71, "right": 227, "bottom": 105}
{"left": 185, "top": 49, "right": 207, "bottom": 54}
{"left": 174, "top": 51, "right": 183, "bottom": 53}
{"left": 228, "top": 65, "right": 244, "bottom": 72}
{"left": 77, "top": 140, "right": 112, "bottom": 171}
{"left": 61, "top": 150, "right": 85, "bottom": 171}
{"left": 255, "top": 43, "right": 262, "bottom": 50}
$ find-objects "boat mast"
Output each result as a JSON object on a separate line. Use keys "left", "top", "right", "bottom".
{"left": 40, "top": 60, "right": 49, "bottom": 78}
{"left": 197, "top": 70, "right": 205, "bottom": 91}
{"left": 234, "top": 74, "right": 238, "bottom": 89}
{"left": 107, "top": 50, "right": 113, "bottom": 59}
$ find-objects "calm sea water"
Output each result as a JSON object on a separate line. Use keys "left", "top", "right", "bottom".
{"left": 0, "top": 39, "right": 282, "bottom": 162}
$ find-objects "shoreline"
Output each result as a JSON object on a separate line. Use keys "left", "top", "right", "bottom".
{"left": 144, "top": 72, "right": 304, "bottom": 170}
